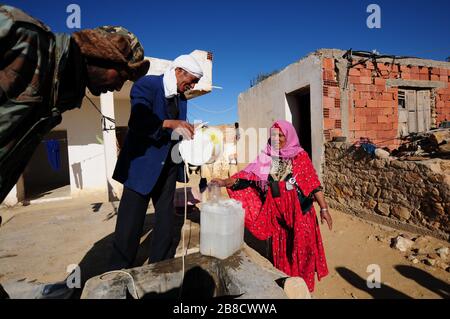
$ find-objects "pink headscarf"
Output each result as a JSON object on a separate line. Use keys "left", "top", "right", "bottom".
{"left": 242, "top": 120, "right": 304, "bottom": 181}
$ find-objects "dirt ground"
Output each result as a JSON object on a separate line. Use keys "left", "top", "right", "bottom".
{"left": 0, "top": 189, "right": 449, "bottom": 299}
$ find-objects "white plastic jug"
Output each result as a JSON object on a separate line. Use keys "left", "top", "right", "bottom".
{"left": 200, "top": 186, "right": 245, "bottom": 259}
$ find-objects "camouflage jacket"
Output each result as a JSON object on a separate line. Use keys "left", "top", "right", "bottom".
{"left": 0, "top": 5, "right": 86, "bottom": 112}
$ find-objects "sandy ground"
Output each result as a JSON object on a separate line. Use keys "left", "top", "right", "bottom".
{"left": 0, "top": 189, "right": 449, "bottom": 299}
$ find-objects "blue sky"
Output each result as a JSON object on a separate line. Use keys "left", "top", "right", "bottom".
{"left": 6, "top": 0, "right": 450, "bottom": 125}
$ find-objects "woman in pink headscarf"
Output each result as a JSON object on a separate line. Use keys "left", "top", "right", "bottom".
{"left": 212, "top": 120, "right": 332, "bottom": 292}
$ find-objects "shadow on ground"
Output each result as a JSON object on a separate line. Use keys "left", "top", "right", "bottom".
{"left": 394, "top": 265, "right": 450, "bottom": 298}
{"left": 335, "top": 267, "right": 412, "bottom": 299}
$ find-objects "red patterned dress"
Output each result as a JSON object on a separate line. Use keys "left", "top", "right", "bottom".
{"left": 227, "top": 151, "right": 328, "bottom": 292}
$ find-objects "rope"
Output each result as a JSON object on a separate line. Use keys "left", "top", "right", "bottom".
{"left": 85, "top": 96, "right": 116, "bottom": 131}
{"left": 179, "top": 161, "right": 190, "bottom": 297}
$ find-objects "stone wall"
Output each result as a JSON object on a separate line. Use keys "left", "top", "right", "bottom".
{"left": 323, "top": 142, "right": 450, "bottom": 240}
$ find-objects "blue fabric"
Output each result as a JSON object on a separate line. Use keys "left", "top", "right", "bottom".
{"left": 112, "top": 75, "right": 188, "bottom": 195}
{"left": 45, "top": 139, "right": 60, "bottom": 171}
{"left": 361, "top": 142, "right": 376, "bottom": 157}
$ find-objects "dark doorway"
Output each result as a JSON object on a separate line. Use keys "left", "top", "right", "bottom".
{"left": 286, "top": 86, "right": 312, "bottom": 158}
{"left": 23, "top": 130, "right": 71, "bottom": 200}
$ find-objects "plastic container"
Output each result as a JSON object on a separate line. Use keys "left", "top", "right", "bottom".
{"left": 200, "top": 186, "right": 245, "bottom": 259}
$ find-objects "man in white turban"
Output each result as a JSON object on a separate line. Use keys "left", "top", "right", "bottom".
{"left": 110, "top": 54, "right": 203, "bottom": 269}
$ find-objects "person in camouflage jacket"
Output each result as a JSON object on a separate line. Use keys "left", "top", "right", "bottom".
{"left": 0, "top": 5, "right": 150, "bottom": 204}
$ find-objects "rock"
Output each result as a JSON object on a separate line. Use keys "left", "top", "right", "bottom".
{"left": 375, "top": 202, "right": 390, "bottom": 216}
{"left": 373, "top": 159, "right": 386, "bottom": 169}
{"left": 375, "top": 148, "right": 390, "bottom": 159}
{"left": 390, "top": 160, "right": 409, "bottom": 170}
{"left": 436, "top": 261, "right": 449, "bottom": 271}
{"left": 283, "top": 277, "right": 311, "bottom": 299}
{"left": 407, "top": 255, "right": 420, "bottom": 264}
{"left": 423, "top": 258, "right": 436, "bottom": 267}
{"left": 367, "top": 184, "right": 378, "bottom": 197}
{"left": 391, "top": 206, "right": 411, "bottom": 221}
{"left": 436, "top": 247, "right": 449, "bottom": 259}
{"left": 414, "top": 236, "right": 430, "bottom": 246}
{"left": 391, "top": 236, "right": 414, "bottom": 252}
{"left": 427, "top": 253, "right": 440, "bottom": 260}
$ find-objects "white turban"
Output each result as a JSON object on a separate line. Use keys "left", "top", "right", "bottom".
{"left": 172, "top": 55, "right": 204, "bottom": 79}
{"left": 163, "top": 54, "right": 204, "bottom": 98}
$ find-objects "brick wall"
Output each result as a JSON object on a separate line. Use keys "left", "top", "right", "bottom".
{"left": 322, "top": 57, "right": 450, "bottom": 150}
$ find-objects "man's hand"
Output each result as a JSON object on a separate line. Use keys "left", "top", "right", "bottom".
{"left": 163, "top": 120, "right": 194, "bottom": 140}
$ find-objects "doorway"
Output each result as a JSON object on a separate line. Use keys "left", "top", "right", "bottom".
{"left": 286, "top": 86, "right": 312, "bottom": 157}
{"left": 23, "top": 130, "right": 71, "bottom": 200}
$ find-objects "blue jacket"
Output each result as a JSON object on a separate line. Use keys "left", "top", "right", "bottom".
{"left": 113, "top": 75, "right": 188, "bottom": 195}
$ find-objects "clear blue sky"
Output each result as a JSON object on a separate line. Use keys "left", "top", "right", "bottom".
{"left": 6, "top": 0, "right": 450, "bottom": 125}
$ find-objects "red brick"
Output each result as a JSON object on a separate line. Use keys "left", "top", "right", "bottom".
{"left": 440, "top": 75, "right": 448, "bottom": 82}
{"left": 380, "top": 100, "right": 395, "bottom": 108}
{"left": 401, "top": 72, "right": 411, "bottom": 80}
{"left": 360, "top": 76, "right": 372, "bottom": 84}
{"left": 431, "top": 68, "right": 440, "bottom": 75}
{"left": 366, "top": 62, "right": 375, "bottom": 70}
{"left": 349, "top": 76, "right": 360, "bottom": 84}
{"left": 431, "top": 75, "right": 440, "bottom": 81}
{"left": 382, "top": 92, "right": 393, "bottom": 100}
{"left": 400, "top": 65, "right": 411, "bottom": 73}
{"left": 439, "top": 69, "right": 448, "bottom": 76}
{"left": 354, "top": 99, "right": 366, "bottom": 108}
{"left": 374, "top": 78, "right": 386, "bottom": 86}
{"left": 367, "top": 100, "right": 378, "bottom": 108}
{"left": 360, "top": 69, "right": 372, "bottom": 77}
{"left": 327, "top": 87, "right": 340, "bottom": 99}
{"left": 335, "top": 99, "right": 341, "bottom": 108}
{"left": 410, "top": 73, "right": 421, "bottom": 80}
{"left": 323, "top": 97, "right": 335, "bottom": 108}
{"left": 324, "top": 118, "right": 335, "bottom": 129}
{"left": 378, "top": 115, "right": 390, "bottom": 123}
{"left": 410, "top": 66, "right": 420, "bottom": 74}
{"left": 323, "top": 70, "right": 335, "bottom": 81}
{"left": 349, "top": 68, "right": 360, "bottom": 76}
{"left": 323, "top": 58, "right": 334, "bottom": 70}
{"left": 418, "top": 66, "right": 428, "bottom": 75}
{"left": 419, "top": 74, "right": 429, "bottom": 81}
{"left": 367, "top": 115, "right": 378, "bottom": 123}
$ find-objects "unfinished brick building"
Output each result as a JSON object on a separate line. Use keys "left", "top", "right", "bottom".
{"left": 238, "top": 49, "right": 450, "bottom": 238}
{"left": 238, "top": 48, "right": 450, "bottom": 172}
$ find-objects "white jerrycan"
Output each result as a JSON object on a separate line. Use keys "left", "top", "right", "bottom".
{"left": 200, "top": 184, "right": 245, "bottom": 259}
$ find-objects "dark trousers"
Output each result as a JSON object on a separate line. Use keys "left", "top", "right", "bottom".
{"left": 109, "top": 159, "right": 178, "bottom": 270}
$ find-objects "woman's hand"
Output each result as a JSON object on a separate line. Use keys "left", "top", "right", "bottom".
{"left": 211, "top": 178, "right": 237, "bottom": 188}
{"left": 320, "top": 208, "right": 333, "bottom": 231}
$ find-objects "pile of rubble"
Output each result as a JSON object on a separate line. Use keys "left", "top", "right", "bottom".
{"left": 390, "top": 234, "right": 449, "bottom": 272}
{"left": 391, "top": 127, "right": 450, "bottom": 160}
